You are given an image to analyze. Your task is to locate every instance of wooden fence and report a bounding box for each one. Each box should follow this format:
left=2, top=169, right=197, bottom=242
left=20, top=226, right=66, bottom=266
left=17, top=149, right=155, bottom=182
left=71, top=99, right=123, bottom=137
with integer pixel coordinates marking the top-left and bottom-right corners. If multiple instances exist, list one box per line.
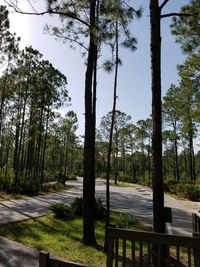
left=39, top=251, right=89, bottom=267
left=106, top=227, right=200, bottom=267
left=192, top=213, right=200, bottom=233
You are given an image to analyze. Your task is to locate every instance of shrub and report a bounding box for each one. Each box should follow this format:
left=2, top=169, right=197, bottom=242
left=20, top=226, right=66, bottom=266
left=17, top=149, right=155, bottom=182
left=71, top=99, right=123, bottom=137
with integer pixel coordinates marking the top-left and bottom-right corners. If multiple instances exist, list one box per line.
left=67, top=173, right=77, bottom=180
left=96, top=172, right=106, bottom=179
left=182, top=184, right=200, bottom=201
left=71, top=197, right=106, bottom=219
left=42, top=182, right=66, bottom=192
left=55, top=173, right=68, bottom=185
left=71, top=197, right=82, bottom=217
left=137, top=177, right=152, bottom=188
left=94, top=198, right=106, bottom=219
left=0, top=170, right=15, bottom=193
left=49, top=202, right=74, bottom=219
left=43, top=171, right=55, bottom=183
left=18, top=179, right=40, bottom=195
left=163, top=179, right=179, bottom=193
left=114, top=213, right=137, bottom=229
left=55, top=172, right=77, bottom=185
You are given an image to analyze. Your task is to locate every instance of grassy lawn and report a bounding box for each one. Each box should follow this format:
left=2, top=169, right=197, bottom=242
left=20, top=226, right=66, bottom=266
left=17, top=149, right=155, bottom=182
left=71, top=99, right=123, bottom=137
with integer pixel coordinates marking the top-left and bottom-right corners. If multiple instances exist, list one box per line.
left=0, top=183, right=72, bottom=202
left=110, top=183, right=135, bottom=188
left=0, top=192, right=24, bottom=201
left=0, top=212, right=146, bottom=267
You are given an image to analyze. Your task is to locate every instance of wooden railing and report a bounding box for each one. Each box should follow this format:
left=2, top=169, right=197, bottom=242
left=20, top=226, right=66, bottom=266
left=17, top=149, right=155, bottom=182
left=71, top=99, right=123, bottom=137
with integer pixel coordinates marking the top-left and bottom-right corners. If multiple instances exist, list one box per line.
left=192, top=213, right=200, bottom=233
left=106, top=227, right=200, bottom=267
left=39, top=251, right=89, bottom=267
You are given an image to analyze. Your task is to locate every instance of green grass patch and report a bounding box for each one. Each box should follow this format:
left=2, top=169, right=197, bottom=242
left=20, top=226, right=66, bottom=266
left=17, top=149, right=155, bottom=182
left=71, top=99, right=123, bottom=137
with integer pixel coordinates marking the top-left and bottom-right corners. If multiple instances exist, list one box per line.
left=110, top=183, right=135, bottom=188
left=0, top=192, right=25, bottom=201
left=40, top=182, right=73, bottom=194
left=0, top=212, right=146, bottom=267
left=0, top=183, right=72, bottom=202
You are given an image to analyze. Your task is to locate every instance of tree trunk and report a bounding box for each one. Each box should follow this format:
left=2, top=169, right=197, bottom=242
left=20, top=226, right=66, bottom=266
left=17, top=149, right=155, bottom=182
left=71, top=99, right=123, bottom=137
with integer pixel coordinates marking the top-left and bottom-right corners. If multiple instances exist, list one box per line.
left=189, top=123, right=195, bottom=182
left=13, top=98, right=21, bottom=192
left=34, top=107, right=44, bottom=189
left=83, top=0, right=97, bottom=246
left=174, top=133, right=180, bottom=181
left=41, top=107, right=50, bottom=185
left=104, top=20, right=119, bottom=251
left=150, top=0, right=165, bottom=234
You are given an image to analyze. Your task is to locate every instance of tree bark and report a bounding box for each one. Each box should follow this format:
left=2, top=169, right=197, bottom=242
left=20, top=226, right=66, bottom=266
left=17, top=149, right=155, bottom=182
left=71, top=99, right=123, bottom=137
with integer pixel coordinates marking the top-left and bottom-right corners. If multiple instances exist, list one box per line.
left=104, top=20, right=119, bottom=251
left=41, top=107, right=50, bottom=185
left=83, top=0, right=97, bottom=246
left=174, top=131, right=180, bottom=181
left=150, top=0, right=165, bottom=234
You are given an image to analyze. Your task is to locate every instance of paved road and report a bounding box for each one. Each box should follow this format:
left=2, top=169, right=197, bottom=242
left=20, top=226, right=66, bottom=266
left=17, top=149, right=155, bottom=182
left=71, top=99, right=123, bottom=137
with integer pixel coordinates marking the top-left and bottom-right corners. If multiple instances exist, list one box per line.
left=0, top=177, right=199, bottom=266
left=67, top=178, right=200, bottom=236
left=93, top=179, right=200, bottom=236
left=0, top=178, right=199, bottom=234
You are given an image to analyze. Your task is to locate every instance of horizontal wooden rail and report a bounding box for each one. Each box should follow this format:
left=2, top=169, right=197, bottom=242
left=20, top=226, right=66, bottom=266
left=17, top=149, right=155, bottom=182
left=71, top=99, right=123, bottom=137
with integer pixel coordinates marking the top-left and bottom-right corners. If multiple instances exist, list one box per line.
left=107, top=227, right=200, bottom=248
left=39, top=251, right=89, bottom=267
left=106, top=227, right=200, bottom=267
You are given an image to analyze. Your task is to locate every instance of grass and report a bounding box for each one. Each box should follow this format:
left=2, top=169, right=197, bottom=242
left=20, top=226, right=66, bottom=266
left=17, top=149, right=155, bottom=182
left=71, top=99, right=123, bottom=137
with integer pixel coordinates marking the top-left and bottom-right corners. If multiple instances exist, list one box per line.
left=39, top=182, right=73, bottom=194
left=110, top=183, right=135, bottom=188
left=0, top=183, right=72, bottom=202
left=0, top=212, right=146, bottom=267
left=0, top=192, right=25, bottom=201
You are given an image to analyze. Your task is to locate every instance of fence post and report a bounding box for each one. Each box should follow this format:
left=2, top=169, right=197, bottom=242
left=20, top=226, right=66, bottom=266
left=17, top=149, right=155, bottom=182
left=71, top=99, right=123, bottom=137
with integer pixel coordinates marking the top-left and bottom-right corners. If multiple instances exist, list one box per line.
left=39, top=251, right=49, bottom=267
left=193, top=233, right=200, bottom=267
left=197, top=214, right=200, bottom=233
left=106, top=228, right=115, bottom=267
left=192, top=213, right=197, bottom=232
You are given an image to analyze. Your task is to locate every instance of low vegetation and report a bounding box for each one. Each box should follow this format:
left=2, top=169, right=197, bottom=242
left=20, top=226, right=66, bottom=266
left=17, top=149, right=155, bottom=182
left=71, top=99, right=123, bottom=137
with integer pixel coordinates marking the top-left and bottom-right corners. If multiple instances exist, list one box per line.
left=0, top=208, right=145, bottom=267
left=165, top=182, right=200, bottom=201
left=0, top=182, right=71, bottom=202
left=136, top=177, right=200, bottom=201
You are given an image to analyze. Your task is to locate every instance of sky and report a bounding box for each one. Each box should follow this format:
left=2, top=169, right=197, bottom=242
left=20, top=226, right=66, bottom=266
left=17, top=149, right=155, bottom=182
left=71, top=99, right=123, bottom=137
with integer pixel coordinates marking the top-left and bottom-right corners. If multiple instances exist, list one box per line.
left=4, top=0, right=191, bottom=136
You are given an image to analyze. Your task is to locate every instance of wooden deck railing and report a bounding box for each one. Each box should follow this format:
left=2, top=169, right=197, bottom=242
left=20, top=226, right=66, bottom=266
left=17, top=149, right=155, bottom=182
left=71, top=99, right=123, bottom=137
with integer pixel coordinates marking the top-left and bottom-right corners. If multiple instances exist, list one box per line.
left=106, top=227, right=200, bottom=267
left=39, top=251, right=89, bottom=267
left=192, top=213, right=200, bottom=233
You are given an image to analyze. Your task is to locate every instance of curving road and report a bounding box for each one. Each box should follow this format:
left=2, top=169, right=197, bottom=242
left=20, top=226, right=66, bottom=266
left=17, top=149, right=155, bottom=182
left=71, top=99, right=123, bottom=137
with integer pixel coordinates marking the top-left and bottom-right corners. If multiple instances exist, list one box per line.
left=69, top=178, right=200, bottom=236
left=0, top=177, right=200, bottom=266
left=0, top=177, right=199, bottom=236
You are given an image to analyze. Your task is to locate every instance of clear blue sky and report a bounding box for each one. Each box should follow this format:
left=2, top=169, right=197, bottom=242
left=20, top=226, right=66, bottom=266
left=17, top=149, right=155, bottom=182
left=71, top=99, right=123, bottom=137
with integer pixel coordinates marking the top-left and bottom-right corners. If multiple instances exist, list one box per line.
left=6, top=0, right=190, bottom=135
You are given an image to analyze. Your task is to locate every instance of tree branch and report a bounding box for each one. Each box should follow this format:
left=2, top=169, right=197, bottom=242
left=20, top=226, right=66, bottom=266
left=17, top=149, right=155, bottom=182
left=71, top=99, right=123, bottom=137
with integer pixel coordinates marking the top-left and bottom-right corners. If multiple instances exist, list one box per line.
left=161, top=11, right=200, bottom=19
left=47, top=31, right=88, bottom=51
left=159, top=0, right=170, bottom=11
left=4, top=0, right=90, bottom=27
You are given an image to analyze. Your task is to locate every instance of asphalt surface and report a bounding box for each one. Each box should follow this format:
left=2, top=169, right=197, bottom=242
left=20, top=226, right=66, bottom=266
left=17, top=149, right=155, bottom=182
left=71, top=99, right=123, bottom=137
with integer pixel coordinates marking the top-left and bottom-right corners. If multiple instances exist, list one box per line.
left=94, top=179, right=200, bottom=236
left=0, top=177, right=199, bottom=266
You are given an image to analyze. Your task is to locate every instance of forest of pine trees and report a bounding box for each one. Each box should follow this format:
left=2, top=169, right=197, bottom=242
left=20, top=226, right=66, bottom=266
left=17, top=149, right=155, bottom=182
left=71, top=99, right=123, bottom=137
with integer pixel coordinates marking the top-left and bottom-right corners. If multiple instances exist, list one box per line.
left=0, top=1, right=199, bottom=250
left=1, top=2, right=200, bottom=199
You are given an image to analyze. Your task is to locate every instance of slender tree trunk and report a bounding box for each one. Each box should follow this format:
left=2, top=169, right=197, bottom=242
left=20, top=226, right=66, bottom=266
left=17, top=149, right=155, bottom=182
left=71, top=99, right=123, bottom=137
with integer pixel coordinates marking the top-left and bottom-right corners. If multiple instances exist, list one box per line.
left=13, top=98, right=21, bottom=192
left=4, top=124, right=12, bottom=184
left=41, top=107, right=50, bottom=185
left=25, top=107, right=36, bottom=183
left=0, top=66, right=9, bottom=141
left=83, top=0, right=97, bottom=246
left=64, top=138, right=69, bottom=176
left=174, top=134, right=180, bottom=181
left=150, top=0, right=165, bottom=233
left=114, top=131, right=119, bottom=184
left=104, top=20, right=119, bottom=251
left=114, top=148, right=119, bottom=184
left=17, top=87, right=28, bottom=185
left=35, top=107, right=44, bottom=188
left=148, top=137, right=151, bottom=180
left=183, top=147, right=188, bottom=178
left=188, top=124, right=195, bottom=182
left=192, top=147, right=196, bottom=182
